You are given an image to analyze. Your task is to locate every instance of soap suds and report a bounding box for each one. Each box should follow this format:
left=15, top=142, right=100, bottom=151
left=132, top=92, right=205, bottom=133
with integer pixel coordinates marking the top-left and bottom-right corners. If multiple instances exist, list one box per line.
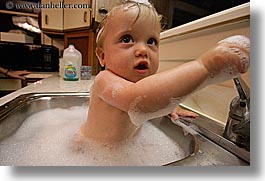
left=128, top=96, right=179, bottom=126
left=0, top=106, right=186, bottom=166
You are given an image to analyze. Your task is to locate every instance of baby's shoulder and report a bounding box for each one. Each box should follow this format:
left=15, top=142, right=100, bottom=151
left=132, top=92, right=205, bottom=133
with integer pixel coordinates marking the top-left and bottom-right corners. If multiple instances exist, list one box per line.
left=95, top=70, right=128, bottom=84
left=93, top=70, right=121, bottom=91
left=94, top=70, right=131, bottom=95
left=94, top=70, right=114, bottom=85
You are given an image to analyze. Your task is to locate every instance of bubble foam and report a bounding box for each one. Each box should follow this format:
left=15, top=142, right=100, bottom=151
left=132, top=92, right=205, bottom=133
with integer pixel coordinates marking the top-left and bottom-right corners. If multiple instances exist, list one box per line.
left=218, top=35, right=250, bottom=52
left=128, top=96, right=179, bottom=126
left=0, top=106, right=185, bottom=166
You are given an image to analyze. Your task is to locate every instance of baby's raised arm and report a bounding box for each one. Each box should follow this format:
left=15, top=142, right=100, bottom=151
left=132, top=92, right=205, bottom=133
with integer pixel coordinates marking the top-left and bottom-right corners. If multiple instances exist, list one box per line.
left=199, top=35, right=250, bottom=86
left=95, top=35, right=250, bottom=126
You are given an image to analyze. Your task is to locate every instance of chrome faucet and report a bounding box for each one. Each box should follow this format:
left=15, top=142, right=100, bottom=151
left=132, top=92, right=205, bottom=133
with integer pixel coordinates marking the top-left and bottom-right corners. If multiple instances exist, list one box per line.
left=223, top=77, right=250, bottom=151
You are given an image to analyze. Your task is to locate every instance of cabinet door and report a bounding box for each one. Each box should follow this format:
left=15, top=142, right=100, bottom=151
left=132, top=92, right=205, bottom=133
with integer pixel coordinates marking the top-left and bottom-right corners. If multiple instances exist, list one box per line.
left=64, top=30, right=100, bottom=75
left=93, top=0, right=120, bottom=22
left=64, top=0, right=92, bottom=30
left=41, top=0, right=63, bottom=31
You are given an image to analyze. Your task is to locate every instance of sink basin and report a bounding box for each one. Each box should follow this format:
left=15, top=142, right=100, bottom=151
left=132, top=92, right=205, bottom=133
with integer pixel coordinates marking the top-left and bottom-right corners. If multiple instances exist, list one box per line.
left=0, top=92, right=198, bottom=166
left=0, top=92, right=249, bottom=166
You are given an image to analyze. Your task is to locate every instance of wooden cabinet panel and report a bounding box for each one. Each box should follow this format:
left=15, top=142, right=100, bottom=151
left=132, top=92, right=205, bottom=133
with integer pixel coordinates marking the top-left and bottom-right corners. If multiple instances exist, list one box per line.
left=41, top=0, right=64, bottom=31
left=64, top=30, right=100, bottom=75
left=41, top=0, right=92, bottom=32
left=64, top=0, right=92, bottom=30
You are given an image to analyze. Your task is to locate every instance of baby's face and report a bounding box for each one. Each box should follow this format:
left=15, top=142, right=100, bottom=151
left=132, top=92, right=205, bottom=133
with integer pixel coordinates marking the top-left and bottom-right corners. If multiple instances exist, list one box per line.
left=100, top=6, right=160, bottom=82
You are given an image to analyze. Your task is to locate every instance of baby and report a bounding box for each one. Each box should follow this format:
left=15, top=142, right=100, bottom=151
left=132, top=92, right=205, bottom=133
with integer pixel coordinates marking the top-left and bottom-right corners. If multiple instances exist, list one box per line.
left=80, top=0, right=250, bottom=143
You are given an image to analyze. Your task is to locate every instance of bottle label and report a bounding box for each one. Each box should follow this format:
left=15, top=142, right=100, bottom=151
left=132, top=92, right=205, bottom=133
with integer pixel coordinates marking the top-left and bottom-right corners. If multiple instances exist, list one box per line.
left=64, top=64, right=78, bottom=80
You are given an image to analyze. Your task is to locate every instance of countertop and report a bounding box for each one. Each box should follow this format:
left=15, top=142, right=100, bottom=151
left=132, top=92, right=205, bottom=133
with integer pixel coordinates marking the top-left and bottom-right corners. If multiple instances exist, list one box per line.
left=0, top=72, right=57, bottom=79
left=0, top=74, right=95, bottom=106
left=0, top=73, right=238, bottom=125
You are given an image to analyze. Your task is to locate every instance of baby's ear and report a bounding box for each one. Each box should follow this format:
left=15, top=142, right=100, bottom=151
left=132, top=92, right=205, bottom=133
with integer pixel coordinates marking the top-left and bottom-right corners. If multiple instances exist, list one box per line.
left=95, top=47, right=105, bottom=67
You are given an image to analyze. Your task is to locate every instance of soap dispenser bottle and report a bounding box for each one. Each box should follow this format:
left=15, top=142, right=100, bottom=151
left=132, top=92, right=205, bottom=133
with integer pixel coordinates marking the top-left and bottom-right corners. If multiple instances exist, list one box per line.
left=63, top=44, right=82, bottom=81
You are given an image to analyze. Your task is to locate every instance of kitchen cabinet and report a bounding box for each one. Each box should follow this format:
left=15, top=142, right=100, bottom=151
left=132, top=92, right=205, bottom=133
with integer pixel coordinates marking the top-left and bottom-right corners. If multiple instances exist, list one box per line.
left=41, top=0, right=92, bottom=32
left=0, top=77, right=41, bottom=97
left=41, top=0, right=64, bottom=32
left=64, top=0, right=92, bottom=30
left=0, top=72, right=55, bottom=97
left=64, top=29, right=100, bottom=75
left=93, top=0, right=120, bottom=22
left=0, top=78, right=21, bottom=97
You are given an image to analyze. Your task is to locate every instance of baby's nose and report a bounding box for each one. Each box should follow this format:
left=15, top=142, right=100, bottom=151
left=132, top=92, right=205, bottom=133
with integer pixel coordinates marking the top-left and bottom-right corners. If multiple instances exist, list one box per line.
left=135, top=43, right=148, bottom=58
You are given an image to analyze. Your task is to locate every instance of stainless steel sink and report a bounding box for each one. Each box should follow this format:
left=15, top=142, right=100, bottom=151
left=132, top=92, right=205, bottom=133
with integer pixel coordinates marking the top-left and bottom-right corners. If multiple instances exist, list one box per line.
left=0, top=92, right=249, bottom=166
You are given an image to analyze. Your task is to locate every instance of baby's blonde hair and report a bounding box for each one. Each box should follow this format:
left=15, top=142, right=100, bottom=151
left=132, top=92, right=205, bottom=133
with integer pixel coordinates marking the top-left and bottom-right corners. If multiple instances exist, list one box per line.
left=96, top=0, right=161, bottom=48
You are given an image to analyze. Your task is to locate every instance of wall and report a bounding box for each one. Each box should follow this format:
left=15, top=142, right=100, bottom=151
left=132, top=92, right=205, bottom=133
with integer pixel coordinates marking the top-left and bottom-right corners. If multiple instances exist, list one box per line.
left=157, top=3, right=250, bottom=124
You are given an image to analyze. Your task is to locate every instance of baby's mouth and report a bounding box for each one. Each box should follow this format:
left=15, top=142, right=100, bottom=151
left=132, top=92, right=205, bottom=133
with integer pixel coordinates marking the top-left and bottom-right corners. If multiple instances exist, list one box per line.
left=134, top=61, right=149, bottom=74
left=134, top=62, right=148, bottom=70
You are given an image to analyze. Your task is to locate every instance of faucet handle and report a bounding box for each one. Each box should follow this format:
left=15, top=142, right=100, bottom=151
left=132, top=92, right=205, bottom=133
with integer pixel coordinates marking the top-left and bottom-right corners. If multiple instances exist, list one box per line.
left=223, top=76, right=250, bottom=151
left=233, top=78, right=247, bottom=107
left=233, top=77, right=250, bottom=108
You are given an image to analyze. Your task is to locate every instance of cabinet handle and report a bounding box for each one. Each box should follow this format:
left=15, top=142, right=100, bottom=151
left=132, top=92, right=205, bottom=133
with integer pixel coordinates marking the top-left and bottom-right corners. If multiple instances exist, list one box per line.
left=45, top=14, right=48, bottom=25
left=98, top=8, right=108, bottom=14
left=84, top=11, right=87, bottom=23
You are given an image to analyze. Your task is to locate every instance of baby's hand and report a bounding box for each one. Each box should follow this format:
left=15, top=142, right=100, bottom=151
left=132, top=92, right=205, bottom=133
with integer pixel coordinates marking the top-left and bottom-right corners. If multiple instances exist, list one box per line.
left=200, top=35, right=250, bottom=78
left=170, top=106, right=199, bottom=122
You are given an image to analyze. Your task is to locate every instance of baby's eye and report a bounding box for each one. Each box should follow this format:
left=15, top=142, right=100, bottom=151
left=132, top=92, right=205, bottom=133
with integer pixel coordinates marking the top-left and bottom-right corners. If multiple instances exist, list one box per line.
left=121, top=35, right=133, bottom=43
left=147, top=38, right=157, bottom=46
